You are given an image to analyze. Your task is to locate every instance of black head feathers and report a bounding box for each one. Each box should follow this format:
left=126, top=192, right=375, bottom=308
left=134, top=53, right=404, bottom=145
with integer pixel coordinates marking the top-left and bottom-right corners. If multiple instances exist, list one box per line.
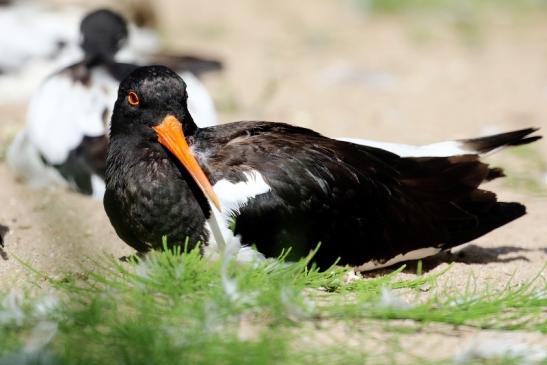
left=80, top=9, right=128, bottom=61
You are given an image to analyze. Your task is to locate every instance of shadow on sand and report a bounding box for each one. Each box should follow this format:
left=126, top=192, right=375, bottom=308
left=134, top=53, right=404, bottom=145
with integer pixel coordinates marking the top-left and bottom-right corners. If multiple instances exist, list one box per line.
left=403, top=244, right=538, bottom=274
left=364, top=244, right=543, bottom=276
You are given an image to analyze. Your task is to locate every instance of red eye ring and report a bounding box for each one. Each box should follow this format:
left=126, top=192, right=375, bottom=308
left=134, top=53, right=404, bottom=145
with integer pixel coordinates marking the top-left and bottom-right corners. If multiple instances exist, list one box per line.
left=128, top=91, right=140, bottom=106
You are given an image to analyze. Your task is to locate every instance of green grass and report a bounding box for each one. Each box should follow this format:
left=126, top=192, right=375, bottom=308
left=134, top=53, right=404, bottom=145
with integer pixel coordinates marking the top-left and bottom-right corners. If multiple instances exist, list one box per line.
left=0, top=247, right=545, bottom=364
left=352, top=0, right=547, bottom=15
left=348, top=0, right=547, bottom=44
left=497, top=145, right=547, bottom=196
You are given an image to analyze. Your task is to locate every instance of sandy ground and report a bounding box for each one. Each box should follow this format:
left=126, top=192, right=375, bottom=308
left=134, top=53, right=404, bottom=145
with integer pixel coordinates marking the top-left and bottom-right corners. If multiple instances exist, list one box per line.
left=0, top=0, right=546, bottom=360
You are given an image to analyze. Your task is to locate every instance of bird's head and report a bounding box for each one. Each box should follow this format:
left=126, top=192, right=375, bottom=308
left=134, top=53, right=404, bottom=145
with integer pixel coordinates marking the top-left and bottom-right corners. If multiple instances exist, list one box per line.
left=80, top=9, right=128, bottom=63
left=111, top=65, right=220, bottom=209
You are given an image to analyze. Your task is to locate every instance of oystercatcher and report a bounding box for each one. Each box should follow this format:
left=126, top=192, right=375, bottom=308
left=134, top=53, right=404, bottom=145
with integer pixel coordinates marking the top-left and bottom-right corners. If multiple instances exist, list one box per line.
left=7, top=9, right=221, bottom=198
left=104, top=66, right=541, bottom=270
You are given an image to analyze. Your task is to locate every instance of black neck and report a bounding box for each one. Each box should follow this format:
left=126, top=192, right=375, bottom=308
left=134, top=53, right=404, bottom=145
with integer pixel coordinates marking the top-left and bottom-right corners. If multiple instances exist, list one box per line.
left=83, top=51, right=116, bottom=68
left=182, top=112, right=199, bottom=137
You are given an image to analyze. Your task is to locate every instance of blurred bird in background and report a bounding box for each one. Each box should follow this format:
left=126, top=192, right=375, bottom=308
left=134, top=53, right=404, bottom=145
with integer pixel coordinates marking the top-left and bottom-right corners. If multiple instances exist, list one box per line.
left=5, top=6, right=222, bottom=198
left=0, top=1, right=157, bottom=103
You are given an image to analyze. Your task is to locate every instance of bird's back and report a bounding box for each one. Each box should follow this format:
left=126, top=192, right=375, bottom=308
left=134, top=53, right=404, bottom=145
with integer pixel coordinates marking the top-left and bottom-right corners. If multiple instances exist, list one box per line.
left=195, top=121, right=526, bottom=268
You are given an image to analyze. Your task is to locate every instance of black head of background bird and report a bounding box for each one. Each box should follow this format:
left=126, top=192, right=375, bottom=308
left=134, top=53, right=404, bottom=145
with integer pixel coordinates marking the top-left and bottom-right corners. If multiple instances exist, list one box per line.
left=80, top=9, right=128, bottom=65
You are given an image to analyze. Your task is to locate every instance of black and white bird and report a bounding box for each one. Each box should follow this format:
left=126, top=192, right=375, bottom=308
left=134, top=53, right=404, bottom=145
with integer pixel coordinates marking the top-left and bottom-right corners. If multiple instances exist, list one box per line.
left=7, top=9, right=221, bottom=198
left=0, top=3, right=211, bottom=103
left=104, top=66, right=541, bottom=270
left=0, top=3, right=142, bottom=103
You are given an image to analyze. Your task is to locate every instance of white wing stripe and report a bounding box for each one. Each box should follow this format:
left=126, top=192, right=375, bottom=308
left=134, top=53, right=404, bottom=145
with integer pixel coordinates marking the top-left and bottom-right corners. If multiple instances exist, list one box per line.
left=337, top=138, right=470, bottom=157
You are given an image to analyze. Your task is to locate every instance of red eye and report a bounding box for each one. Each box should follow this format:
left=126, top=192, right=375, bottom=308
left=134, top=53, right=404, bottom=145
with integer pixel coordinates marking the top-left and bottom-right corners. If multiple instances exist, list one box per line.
left=128, top=91, right=140, bottom=106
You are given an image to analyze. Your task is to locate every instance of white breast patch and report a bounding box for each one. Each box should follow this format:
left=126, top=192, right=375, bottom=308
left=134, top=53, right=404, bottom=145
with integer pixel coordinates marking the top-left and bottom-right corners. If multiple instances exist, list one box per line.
left=202, top=170, right=271, bottom=264
left=213, top=170, right=271, bottom=216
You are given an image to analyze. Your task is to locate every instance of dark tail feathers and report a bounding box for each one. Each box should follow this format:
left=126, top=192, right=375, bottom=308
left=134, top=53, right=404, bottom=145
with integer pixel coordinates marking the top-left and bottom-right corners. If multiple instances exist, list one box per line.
left=443, top=200, right=526, bottom=247
left=461, top=127, right=541, bottom=154
left=400, top=155, right=527, bottom=249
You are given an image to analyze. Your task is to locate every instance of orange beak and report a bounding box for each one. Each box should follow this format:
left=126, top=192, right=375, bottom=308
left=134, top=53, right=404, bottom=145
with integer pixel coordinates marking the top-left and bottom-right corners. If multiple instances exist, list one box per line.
left=153, top=115, right=222, bottom=210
